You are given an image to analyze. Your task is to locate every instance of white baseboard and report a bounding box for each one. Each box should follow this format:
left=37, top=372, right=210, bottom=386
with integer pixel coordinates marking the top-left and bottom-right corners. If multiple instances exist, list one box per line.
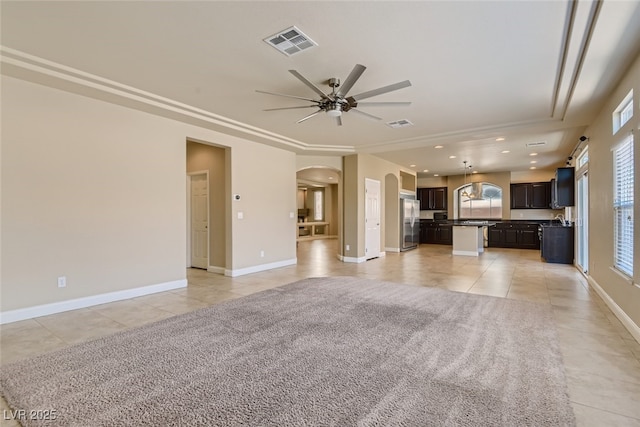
left=0, top=279, right=188, bottom=325
left=452, top=250, right=480, bottom=256
left=207, top=265, right=225, bottom=275
left=385, top=247, right=400, bottom=253
left=587, top=275, right=640, bottom=344
left=338, top=254, right=366, bottom=263
left=224, top=258, right=297, bottom=277
left=338, top=251, right=386, bottom=263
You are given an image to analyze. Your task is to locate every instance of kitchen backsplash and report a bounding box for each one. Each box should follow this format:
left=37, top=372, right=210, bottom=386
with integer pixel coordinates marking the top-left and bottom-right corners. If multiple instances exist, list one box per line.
left=510, top=209, right=564, bottom=220
left=420, top=209, right=565, bottom=220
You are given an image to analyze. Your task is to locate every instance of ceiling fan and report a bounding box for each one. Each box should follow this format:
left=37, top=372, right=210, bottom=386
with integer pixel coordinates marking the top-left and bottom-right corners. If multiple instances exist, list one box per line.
left=256, top=64, right=411, bottom=126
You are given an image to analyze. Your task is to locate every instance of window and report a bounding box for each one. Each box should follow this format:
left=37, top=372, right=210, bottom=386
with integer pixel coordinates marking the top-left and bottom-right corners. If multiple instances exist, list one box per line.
left=458, top=183, right=502, bottom=219
left=613, top=89, right=633, bottom=133
left=313, top=190, right=324, bottom=221
left=613, top=135, right=634, bottom=277
left=577, top=146, right=589, bottom=168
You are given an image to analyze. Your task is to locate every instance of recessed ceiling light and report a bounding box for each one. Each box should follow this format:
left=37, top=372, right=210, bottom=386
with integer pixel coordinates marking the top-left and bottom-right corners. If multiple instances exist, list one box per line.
left=410, top=164, right=416, bottom=167
left=449, top=155, right=456, bottom=159
left=434, top=174, right=439, bottom=176
left=423, top=169, right=429, bottom=173
left=529, top=152, right=538, bottom=156
left=530, top=160, right=537, bottom=164
left=434, top=145, right=443, bottom=149
left=496, top=137, right=505, bottom=141
left=472, top=171, right=478, bottom=174
left=501, top=150, right=510, bottom=154
left=328, top=176, right=334, bottom=179
left=530, top=166, right=537, bottom=170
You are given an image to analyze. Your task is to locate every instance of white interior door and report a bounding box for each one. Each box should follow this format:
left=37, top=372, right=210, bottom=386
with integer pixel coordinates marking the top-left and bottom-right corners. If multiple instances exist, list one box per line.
left=365, top=178, right=381, bottom=260
left=190, top=173, right=209, bottom=269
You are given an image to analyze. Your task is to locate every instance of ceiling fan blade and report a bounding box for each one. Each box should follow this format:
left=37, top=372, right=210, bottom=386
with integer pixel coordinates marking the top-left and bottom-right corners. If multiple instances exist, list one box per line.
left=350, top=109, right=382, bottom=121
left=255, top=89, right=319, bottom=103
left=264, top=105, right=318, bottom=111
left=356, top=102, right=412, bottom=107
left=350, top=80, right=412, bottom=101
left=297, top=109, right=323, bottom=124
left=336, top=64, right=366, bottom=98
left=289, top=70, right=331, bottom=100
left=336, top=115, right=343, bottom=126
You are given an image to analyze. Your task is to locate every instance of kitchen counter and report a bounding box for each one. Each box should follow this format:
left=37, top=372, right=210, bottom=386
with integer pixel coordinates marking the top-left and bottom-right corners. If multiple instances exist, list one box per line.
left=451, top=222, right=496, bottom=256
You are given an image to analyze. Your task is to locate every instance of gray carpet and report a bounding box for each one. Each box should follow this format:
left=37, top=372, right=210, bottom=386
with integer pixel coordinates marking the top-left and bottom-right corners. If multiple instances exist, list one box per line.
left=1, top=277, right=575, bottom=426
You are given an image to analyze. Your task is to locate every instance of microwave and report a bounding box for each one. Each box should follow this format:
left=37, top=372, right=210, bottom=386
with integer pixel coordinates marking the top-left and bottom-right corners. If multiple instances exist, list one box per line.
left=434, top=212, right=448, bottom=220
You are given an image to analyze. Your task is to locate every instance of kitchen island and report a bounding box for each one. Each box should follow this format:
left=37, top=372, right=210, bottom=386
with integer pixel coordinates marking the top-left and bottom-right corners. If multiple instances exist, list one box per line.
left=451, top=221, right=496, bottom=256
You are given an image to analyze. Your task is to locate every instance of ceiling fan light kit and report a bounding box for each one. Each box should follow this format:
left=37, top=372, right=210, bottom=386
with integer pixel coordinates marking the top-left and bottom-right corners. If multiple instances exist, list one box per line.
left=257, top=64, right=411, bottom=126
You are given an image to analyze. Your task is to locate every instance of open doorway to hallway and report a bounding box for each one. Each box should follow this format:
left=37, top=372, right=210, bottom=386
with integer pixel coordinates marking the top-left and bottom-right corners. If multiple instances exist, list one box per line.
left=296, top=167, right=341, bottom=243
left=186, top=140, right=229, bottom=273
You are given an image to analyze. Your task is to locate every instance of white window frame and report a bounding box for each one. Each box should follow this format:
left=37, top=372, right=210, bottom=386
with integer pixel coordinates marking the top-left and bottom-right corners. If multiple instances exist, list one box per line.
left=613, top=89, right=633, bottom=134
left=612, top=135, right=634, bottom=278
left=577, top=145, right=589, bottom=169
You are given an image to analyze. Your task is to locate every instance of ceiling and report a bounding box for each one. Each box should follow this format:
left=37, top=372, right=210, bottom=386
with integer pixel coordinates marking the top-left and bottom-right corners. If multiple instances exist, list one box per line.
left=2, top=1, right=640, bottom=178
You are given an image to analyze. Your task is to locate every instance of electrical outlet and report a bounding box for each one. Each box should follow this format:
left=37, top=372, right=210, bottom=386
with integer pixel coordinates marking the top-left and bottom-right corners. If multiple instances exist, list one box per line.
left=260, top=250, right=265, bottom=258
left=57, top=276, right=66, bottom=288
left=346, top=244, right=350, bottom=251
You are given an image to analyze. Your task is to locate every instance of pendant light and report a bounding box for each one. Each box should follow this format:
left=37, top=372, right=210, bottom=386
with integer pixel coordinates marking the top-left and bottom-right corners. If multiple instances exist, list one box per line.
left=461, top=161, right=471, bottom=198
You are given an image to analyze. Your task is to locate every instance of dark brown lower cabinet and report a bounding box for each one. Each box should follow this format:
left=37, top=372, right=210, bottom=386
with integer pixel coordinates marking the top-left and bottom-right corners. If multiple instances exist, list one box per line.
left=420, top=221, right=452, bottom=245
left=488, top=223, right=540, bottom=249
left=541, top=226, right=574, bottom=264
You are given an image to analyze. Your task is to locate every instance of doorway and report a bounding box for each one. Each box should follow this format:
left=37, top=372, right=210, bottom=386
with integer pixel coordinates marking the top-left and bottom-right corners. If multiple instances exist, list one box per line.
left=188, top=172, right=209, bottom=269
left=576, top=147, right=589, bottom=274
left=576, top=171, right=589, bottom=274
left=365, top=178, right=381, bottom=260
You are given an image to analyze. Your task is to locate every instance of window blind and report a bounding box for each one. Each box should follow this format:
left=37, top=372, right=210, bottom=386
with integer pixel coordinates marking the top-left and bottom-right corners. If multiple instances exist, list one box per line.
left=613, top=135, right=634, bottom=277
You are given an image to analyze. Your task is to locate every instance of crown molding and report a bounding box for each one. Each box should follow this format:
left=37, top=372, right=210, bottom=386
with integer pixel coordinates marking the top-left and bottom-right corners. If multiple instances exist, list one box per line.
left=0, top=47, right=356, bottom=155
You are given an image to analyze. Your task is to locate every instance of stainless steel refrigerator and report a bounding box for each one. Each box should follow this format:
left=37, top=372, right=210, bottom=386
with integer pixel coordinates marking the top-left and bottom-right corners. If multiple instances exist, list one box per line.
left=401, top=197, right=420, bottom=251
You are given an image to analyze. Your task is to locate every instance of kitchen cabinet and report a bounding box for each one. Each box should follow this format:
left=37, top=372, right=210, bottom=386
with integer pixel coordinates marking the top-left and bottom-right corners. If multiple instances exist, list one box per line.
left=420, top=221, right=452, bottom=245
left=488, top=222, right=540, bottom=249
left=418, top=187, right=448, bottom=210
left=541, top=225, right=574, bottom=263
left=551, top=167, right=575, bottom=208
left=510, top=182, right=551, bottom=209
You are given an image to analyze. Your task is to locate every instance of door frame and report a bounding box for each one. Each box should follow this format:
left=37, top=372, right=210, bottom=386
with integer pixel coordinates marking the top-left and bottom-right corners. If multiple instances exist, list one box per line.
left=576, top=169, right=589, bottom=274
left=365, top=177, right=381, bottom=260
left=186, top=170, right=209, bottom=268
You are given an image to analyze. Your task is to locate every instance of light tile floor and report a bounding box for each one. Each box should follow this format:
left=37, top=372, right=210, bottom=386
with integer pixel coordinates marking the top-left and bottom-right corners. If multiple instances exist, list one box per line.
left=1, top=240, right=639, bottom=426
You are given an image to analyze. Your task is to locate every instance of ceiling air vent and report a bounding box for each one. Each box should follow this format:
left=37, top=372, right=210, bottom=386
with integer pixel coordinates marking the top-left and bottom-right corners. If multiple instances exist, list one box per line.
left=264, top=26, right=317, bottom=56
left=525, top=141, right=547, bottom=147
left=386, top=119, right=413, bottom=129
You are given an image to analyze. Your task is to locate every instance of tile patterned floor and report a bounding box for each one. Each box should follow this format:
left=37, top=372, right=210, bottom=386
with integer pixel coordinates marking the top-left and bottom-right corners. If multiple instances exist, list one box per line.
left=1, top=240, right=639, bottom=426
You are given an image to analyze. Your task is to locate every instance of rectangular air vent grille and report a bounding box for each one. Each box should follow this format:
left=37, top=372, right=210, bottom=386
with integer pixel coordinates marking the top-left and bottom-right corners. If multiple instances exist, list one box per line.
left=525, top=141, right=547, bottom=147
left=264, top=26, right=317, bottom=56
left=386, top=119, right=414, bottom=129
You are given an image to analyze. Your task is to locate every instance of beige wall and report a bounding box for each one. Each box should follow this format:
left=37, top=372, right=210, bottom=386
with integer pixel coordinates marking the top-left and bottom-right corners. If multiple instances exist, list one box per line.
left=186, top=141, right=227, bottom=270
left=342, top=154, right=414, bottom=259
left=586, top=52, right=640, bottom=330
left=1, top=75, right=297, bottom=312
